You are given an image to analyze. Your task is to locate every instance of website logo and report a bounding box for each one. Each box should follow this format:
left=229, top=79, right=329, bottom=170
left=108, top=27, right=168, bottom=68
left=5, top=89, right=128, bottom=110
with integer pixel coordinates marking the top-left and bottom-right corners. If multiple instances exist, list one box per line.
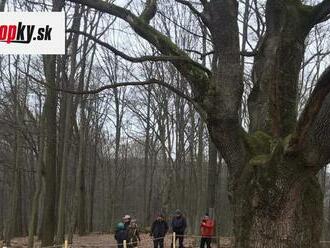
left=0, top=12, right=65, bottom=54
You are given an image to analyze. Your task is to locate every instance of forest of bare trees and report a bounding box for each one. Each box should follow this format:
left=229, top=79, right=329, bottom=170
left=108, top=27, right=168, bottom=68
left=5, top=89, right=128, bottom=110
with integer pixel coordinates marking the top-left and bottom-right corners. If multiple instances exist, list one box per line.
left=0, top=0, right=330, bottom=247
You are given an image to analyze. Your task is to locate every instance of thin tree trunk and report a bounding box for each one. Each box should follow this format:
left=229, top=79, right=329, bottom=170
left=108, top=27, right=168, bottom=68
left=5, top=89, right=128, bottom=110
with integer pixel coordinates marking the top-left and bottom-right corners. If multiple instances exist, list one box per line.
left=68, top=114, right=87, bottom=242
left=41, top=54, right=58, bottom=247
left=0, top=168, right=4, bottom=240
left=0, top=0, right=6, bottom=11
left=55, top=73, right=74, bottom=244
left=109, top=59, right=123, bottom=229
left=40, top=1, right=64, bottom=245
left=187, top=103, right=196, bottom=233
left=28, top=116, right=45, bottom=248
left=88, top=123, right=98, bottom=233
left=55, top=6, right=81, bottom=243
left=4, top=94, right=23, bottom=245
left=207, top=140, right=217, bottom=211
left=88, top=163, right=96, bottom=232
left=67, top=10, right=92, bottom=241
left=194, top=121, right=204, bottom=234
left=147, top=147, right=157, bottom=224
left=207, top=139, right=217, bottom=242
left=143, top=85, right=151, bottom=226
left=327, top=199, right=330, bottom=241
left=215, top=158, right=222, bottom=248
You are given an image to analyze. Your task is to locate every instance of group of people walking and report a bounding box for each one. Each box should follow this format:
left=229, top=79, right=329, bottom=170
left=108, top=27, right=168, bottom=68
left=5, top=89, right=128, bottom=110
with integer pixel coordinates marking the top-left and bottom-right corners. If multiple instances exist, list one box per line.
left=115, top=210, right=215, bottom=248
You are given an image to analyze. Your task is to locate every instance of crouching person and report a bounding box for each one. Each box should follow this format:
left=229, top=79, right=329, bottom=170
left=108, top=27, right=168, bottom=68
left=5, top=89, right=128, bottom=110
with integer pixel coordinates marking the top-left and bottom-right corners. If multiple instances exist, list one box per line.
left=151, top=214, right=169, bottom=248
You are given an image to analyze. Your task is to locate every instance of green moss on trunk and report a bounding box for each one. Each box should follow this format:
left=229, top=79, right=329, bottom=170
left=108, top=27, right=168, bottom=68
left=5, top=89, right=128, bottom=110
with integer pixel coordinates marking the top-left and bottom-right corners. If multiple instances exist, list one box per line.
left=232, top=132, right=323, bottom=247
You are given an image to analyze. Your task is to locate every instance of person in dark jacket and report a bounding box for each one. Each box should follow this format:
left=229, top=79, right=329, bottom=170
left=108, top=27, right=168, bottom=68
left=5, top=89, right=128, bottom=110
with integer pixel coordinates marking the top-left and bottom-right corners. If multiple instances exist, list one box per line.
left=151, top=214, right=169, bottom=248
left=115, top=222, right=128, bottom=248
left=171, top=209, right=187, bottom=248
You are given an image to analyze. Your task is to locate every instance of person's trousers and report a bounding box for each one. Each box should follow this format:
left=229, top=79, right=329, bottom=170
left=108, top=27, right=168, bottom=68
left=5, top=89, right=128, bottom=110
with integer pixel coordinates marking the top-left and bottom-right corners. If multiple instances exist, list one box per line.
left=200, top=237, right=211, bottom=248
left=171, top=234, right=184, bottom=248
left=127, top=241, right=138, bottom=248
left=153, top=238, right=164, bottom=248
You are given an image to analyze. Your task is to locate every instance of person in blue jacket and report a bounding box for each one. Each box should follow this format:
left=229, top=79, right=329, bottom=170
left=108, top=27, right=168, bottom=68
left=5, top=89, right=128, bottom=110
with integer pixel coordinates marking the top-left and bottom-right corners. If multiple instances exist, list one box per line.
left=171, top=209, right=187, bottom=248
left=115, top=222, right=128, bottom=248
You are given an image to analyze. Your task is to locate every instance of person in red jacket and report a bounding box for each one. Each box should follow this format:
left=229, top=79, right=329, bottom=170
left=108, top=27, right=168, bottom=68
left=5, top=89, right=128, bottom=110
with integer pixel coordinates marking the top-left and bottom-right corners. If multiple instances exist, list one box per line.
left=200, top=213, right=214, bottom=248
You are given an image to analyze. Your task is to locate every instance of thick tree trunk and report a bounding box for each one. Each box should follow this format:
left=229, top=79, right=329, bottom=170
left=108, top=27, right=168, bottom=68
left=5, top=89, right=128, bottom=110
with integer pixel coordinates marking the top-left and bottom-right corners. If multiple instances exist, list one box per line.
left=205, top=1, right=324, bottom=247
left=222, top=131, right=323, bottom=248
left=233, top=174, right=322, bottom=248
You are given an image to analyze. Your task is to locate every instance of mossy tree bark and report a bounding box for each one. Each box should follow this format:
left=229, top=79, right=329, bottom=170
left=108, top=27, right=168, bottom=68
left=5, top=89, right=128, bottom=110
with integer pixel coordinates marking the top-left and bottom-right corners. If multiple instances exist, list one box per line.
left=231, top=131, right=323, bottom=247
left=68, top=0, right=330, bottom=247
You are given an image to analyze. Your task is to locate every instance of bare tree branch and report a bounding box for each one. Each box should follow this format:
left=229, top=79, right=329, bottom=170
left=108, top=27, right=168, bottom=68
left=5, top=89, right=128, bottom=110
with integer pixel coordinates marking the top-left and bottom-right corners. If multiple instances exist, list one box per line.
left=67, top=0, right=211, bottom=99
left=157, top=10, right=212, bottom=41
left=185, top=49, right=214, bottom=59
left=23, top=70, right=194, bottom=103
left=175, top=0, right=209, bottom=26
left=66, top=29, right=211, bottom=75
left=186, top=49, right=257, bottom=59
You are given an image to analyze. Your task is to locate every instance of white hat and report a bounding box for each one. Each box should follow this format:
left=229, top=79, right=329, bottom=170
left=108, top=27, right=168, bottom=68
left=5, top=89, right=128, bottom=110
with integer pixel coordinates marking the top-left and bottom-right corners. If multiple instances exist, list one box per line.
left=123, top=215, right=131, bottom=219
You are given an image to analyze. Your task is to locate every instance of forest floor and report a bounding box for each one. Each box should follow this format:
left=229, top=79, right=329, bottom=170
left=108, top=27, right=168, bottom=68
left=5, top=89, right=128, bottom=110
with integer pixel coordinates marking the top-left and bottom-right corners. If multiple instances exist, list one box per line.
left=5, top=233, right=233, bottom=248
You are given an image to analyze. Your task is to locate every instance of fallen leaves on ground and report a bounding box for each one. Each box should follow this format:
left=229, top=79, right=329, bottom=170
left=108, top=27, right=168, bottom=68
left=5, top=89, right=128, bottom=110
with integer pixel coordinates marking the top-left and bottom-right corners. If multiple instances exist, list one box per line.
left=3, top=233, right=233, bottom=248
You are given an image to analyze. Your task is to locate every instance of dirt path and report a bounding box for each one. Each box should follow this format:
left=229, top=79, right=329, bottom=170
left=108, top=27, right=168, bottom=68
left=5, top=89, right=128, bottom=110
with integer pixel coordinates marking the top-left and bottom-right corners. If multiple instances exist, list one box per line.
left=4, top=234, right=233, bottom=248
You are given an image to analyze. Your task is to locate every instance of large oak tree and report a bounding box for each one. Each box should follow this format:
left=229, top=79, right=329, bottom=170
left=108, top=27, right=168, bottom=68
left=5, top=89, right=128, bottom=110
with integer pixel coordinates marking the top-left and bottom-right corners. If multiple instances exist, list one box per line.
left=67, top=0, right=330, bottom=247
